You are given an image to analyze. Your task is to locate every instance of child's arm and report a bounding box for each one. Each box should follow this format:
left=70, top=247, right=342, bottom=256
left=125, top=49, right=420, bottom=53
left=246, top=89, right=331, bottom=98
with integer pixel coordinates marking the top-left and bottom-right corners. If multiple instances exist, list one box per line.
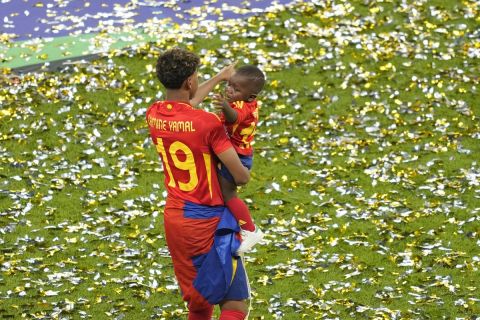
left=212, top=94, right=238, bottom=123
left=190, top=63, right=236, bottom=107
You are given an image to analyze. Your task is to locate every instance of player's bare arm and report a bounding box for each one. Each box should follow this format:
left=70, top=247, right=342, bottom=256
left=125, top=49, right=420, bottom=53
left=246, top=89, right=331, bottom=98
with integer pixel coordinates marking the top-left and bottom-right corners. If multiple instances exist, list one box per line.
left=190, top=62, right=237, bottom=107
left=216, top=147, right=250, bottom=185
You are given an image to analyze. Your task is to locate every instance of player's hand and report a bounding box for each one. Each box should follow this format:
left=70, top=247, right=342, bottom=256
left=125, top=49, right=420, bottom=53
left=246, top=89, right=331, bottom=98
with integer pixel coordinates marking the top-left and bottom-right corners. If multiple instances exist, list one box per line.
left=217, top=62, right=237, bottom=81
left=212, top=93, right=229, bottom=113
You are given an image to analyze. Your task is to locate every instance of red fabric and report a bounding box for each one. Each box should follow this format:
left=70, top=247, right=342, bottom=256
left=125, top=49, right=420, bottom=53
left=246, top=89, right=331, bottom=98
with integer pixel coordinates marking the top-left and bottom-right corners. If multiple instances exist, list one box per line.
left=163, top=197, right=219, bottom=312
left=188, top=305, right=214, bottom=320
left=219, top=309, right=246, bottom=320
left=147, top=101, right=233, bottom=206
left=223, top=100, right=258, bottom=156
left=226, top=197, right=255, bottom=231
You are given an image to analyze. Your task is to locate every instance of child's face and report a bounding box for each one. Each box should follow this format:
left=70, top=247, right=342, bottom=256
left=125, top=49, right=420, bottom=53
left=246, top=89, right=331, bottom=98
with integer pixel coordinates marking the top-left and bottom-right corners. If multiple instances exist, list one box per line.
left=225, top=73, right=255, bottom=103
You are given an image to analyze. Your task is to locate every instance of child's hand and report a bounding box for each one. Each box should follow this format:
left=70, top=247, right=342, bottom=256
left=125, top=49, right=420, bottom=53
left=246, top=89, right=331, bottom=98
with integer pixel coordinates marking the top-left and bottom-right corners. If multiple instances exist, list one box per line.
left=218, top=62, right=237, bottom=81
left=212, top=93, right=229, bottom=114
left=212, top=93, right=238, bottom=123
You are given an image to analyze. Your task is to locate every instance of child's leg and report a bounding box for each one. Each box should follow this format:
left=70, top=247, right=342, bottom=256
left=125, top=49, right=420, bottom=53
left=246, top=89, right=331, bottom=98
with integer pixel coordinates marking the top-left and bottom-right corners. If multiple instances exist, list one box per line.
left=188, top=305, right=214, bottom=320
left=219, top=309, right=247, bottom=320
left=220, top=175, right=256, bottom=232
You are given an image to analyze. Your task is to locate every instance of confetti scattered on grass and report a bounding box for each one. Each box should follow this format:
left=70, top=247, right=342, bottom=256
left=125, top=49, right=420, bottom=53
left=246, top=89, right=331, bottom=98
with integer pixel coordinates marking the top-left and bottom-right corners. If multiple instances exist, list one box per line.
left=1, top=1, right=479, bottom=319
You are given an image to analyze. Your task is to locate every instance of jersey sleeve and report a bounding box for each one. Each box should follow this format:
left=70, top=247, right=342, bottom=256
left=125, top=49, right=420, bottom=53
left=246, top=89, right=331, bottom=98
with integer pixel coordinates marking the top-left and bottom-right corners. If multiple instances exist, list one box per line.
left=146, top=103, right=157, bottom=143
left=230, top=101, right=256, bottom=125
left=207, top=113, right=233, bottom=154
left=233, top=106, right=249, bottom=125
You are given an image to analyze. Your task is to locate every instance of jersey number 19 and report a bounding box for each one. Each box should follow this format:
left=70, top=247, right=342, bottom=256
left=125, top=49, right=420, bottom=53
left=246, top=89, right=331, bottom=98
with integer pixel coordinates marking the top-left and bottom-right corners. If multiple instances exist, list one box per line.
left=156, top=137, right=213, bottom=198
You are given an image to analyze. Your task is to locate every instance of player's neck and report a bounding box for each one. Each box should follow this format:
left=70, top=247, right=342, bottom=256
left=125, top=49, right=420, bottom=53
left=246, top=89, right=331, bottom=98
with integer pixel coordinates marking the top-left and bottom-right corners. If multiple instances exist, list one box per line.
left=165, top=89, right=191, bottom=105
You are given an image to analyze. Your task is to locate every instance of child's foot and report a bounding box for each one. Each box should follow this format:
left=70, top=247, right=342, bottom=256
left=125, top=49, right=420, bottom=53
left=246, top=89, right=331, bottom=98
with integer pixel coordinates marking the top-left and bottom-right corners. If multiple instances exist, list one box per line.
left=237, top=227, right=264, bottom=254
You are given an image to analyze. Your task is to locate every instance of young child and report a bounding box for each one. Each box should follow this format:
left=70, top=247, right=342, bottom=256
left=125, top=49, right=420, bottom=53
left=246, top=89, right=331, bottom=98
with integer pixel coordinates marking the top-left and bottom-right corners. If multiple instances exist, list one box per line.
left=212, top=65, right=266, bottom=254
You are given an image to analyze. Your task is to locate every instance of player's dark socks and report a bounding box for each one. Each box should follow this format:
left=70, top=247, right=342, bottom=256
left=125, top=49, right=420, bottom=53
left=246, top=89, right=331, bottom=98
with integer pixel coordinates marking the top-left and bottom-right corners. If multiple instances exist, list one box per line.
left=219, top=309, right=246, bottom=320
left=226, top=197, right=255, bottom=231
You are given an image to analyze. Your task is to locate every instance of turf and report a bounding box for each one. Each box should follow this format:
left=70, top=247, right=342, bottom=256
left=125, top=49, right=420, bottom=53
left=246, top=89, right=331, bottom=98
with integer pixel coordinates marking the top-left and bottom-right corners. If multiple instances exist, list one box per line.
left=1, top=1, right=479, bottom=319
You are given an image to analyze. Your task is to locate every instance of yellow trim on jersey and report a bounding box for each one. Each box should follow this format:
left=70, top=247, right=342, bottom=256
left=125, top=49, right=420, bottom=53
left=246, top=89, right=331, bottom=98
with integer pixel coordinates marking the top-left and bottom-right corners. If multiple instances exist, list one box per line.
left=202, top=153, right=213, bottom=199
left=233, top=101, right=244, bottom=109
left=209, top=112, right=222, bottom=122
left=231, top=123, right=239, bottom=135
left=231, top=257, right=238, bottom=285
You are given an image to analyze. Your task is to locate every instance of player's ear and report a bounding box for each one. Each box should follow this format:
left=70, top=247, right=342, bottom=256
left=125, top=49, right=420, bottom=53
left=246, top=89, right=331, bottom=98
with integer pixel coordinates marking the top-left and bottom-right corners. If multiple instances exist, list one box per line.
left=184, top=76, right=192, bottom=90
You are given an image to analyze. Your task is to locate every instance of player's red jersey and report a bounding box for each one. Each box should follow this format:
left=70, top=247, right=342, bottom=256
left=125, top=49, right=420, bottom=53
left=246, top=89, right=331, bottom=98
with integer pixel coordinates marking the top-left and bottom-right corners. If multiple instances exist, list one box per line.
left=223, top=100, right=259, bottom=156
left=146, top=101, right=232, bottom=206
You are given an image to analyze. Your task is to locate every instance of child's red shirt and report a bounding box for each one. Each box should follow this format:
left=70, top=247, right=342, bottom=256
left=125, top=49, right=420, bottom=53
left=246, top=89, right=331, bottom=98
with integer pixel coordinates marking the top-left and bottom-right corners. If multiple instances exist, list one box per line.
left=223, top=100, right=259, bottom=156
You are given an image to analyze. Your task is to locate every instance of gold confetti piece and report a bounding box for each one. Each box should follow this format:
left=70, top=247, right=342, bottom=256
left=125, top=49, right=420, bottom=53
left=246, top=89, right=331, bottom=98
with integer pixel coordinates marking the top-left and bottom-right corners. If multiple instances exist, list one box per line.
left=0, top=108, right=13, bottom=117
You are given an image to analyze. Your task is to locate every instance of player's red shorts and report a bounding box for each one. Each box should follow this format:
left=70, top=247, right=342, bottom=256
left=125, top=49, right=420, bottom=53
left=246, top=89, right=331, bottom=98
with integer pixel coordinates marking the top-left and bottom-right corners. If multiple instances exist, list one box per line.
left=163, top=197, right=249, bottom=311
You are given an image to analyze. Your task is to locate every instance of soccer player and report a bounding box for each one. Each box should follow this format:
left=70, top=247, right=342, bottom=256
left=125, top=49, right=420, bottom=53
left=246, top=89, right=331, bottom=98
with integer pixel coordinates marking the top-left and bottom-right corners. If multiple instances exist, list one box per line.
left=212, top=65, right=266, bottom=253
left=146, top=47, right=250, bottom=320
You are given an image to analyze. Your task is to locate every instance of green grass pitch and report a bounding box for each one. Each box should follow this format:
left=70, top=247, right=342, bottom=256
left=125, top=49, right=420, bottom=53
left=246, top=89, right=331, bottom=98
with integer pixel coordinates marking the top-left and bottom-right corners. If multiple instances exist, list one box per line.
left=1, top=1, right=479, bottom=319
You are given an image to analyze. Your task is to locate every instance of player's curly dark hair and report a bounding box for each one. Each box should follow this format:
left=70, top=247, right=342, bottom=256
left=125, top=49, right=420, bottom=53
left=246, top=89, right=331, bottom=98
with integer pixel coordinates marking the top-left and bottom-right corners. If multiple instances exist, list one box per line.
left=156, top=48, right=200, bottom=89
left=236, top=65, right=266, bottom=94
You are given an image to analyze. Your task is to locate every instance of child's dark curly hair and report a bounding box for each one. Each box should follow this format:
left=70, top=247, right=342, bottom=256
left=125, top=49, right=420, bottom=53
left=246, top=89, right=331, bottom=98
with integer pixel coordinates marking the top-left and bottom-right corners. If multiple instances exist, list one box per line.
left=156, top=48, right=200, bottom=89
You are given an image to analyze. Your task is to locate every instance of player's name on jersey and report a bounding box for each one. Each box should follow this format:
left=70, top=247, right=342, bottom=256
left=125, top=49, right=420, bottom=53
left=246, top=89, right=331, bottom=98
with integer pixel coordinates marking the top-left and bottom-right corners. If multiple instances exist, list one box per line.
left=147, top=116, right=196, bottom=132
